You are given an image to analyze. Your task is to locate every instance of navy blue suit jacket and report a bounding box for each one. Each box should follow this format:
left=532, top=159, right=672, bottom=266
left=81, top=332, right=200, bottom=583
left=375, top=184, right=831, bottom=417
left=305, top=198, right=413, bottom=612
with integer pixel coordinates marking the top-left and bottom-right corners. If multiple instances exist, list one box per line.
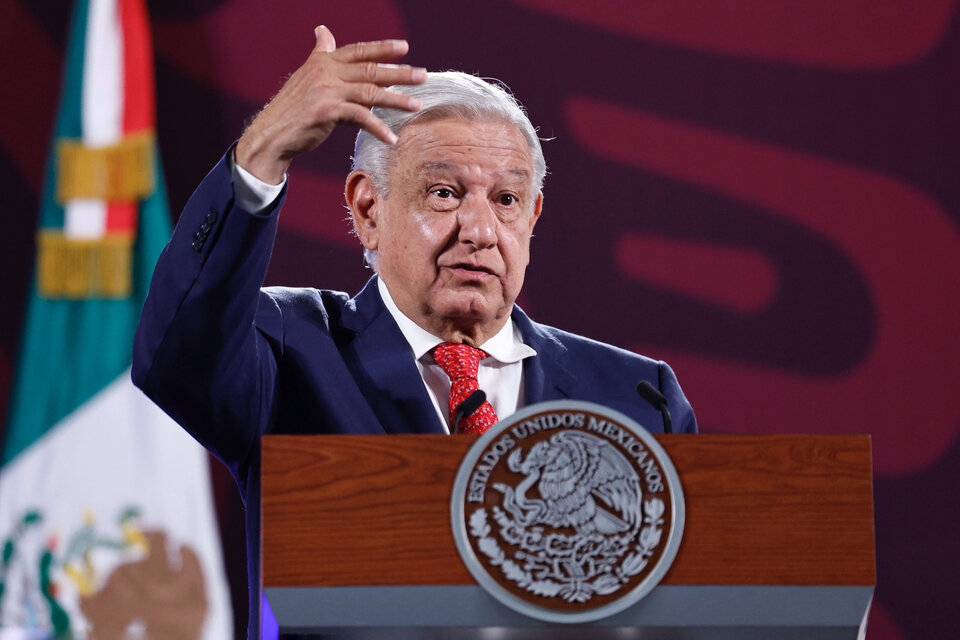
left=132, top=150, right=697, bottom=638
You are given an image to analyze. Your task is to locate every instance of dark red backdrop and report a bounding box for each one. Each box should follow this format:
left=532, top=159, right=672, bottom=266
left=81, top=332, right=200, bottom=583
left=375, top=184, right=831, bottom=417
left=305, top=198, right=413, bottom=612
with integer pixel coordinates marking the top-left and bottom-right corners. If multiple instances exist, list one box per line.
left=2, top=1, right=958, bottom=637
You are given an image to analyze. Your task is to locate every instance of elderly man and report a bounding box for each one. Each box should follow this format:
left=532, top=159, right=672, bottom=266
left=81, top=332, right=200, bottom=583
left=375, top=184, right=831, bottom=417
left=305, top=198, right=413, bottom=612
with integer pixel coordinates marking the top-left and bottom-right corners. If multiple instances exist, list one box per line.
left=133, top=26, right=696, bottom=639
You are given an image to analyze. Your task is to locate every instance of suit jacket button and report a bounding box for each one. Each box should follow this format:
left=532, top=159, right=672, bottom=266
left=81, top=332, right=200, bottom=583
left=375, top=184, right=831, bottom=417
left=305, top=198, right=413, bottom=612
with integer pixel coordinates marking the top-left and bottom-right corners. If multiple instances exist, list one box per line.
left=206, top=211, right=218, bottom=224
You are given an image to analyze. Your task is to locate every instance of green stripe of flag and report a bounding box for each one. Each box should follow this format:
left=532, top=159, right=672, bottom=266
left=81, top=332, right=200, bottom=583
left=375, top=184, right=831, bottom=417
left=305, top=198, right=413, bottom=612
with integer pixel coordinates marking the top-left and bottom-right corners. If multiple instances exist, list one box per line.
left=2, top=0, right=170, bottom=466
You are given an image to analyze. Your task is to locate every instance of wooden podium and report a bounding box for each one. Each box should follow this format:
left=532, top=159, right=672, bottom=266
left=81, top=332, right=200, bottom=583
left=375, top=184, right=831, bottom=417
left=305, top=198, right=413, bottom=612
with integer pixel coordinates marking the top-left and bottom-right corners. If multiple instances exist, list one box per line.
left=261, top=434, right=875, bottom=639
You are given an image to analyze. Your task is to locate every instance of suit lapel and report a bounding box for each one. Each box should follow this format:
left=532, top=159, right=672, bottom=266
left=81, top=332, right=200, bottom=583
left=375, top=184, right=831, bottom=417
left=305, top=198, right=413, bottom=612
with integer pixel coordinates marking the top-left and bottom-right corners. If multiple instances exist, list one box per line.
left=339, top=285, right=568, bottom=430
left=340, top=278, right=445, bottom=435
left=513, top=306, right=577, bottom=405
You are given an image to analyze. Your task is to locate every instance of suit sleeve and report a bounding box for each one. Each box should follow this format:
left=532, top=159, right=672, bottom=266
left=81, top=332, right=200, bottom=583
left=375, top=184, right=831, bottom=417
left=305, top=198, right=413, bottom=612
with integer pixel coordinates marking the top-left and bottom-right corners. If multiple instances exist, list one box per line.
left=658, top=361, right=698, bottom=434
left=132, top=148, right=285, bottom=481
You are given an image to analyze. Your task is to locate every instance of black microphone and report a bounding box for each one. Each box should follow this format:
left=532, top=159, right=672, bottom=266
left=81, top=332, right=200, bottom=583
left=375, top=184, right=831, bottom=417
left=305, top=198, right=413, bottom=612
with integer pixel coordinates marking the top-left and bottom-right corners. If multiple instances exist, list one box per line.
left=636, top=381, right=673, bottom=434
left=453, top=389, right=487, bottom=434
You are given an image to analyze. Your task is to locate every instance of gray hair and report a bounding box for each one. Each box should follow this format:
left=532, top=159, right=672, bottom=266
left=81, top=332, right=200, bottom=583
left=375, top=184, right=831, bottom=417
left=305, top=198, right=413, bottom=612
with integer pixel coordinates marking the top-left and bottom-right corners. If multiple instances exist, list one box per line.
left=351, top=72, right=546, bottom=270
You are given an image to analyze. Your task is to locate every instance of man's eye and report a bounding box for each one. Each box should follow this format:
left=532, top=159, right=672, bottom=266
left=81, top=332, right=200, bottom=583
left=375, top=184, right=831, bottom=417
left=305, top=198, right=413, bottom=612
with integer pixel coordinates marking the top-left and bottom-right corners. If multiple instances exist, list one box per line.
left=432, top=188, right=454, bottom=198
left=497, top=194, right=517, bottom=206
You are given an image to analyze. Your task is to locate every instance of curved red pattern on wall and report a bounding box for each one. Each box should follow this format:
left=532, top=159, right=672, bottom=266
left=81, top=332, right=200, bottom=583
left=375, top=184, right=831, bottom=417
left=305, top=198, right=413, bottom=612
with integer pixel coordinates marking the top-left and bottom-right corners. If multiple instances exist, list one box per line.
left=510, top=0, right=957, bottom=68
left=566, top=96, right=960, bottom=475
left=616, top=235, right=778, bottom=314
left=153, top=0, right=408, bottom=104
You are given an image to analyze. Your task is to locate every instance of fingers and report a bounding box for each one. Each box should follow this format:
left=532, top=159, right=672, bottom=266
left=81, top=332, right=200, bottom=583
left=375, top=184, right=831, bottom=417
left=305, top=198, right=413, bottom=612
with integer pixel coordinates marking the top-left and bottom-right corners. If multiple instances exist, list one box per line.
left=314, top=25, right=336, bottom=53
left=332, top=38, right=410, bottom=63
left=342, top=83, right=422, bottom=112
left=252, top=28, right=426, bottom=160
left=334, top=84, right=422, bottom=145
left=335, top=103, right=399, bottom=145
left=339, top=62, right=427, bottom=87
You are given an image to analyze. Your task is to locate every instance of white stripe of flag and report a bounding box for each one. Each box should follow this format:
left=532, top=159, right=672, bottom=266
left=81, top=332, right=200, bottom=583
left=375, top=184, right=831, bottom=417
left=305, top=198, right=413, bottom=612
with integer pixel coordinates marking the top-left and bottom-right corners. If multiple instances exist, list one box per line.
left=65, top=0, right=124, bottom=239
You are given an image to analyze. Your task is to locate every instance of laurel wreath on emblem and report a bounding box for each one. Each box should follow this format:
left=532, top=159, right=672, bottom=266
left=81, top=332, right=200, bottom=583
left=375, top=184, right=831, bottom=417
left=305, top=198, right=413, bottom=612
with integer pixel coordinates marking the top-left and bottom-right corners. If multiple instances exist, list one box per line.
left=469, top=497, right=665, bottom=603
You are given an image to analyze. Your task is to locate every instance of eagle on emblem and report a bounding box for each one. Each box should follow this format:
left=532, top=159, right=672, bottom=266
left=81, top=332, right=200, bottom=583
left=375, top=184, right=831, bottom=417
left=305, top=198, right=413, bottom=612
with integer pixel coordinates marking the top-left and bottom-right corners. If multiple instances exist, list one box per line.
left=494, top=431, right=642, bottom=537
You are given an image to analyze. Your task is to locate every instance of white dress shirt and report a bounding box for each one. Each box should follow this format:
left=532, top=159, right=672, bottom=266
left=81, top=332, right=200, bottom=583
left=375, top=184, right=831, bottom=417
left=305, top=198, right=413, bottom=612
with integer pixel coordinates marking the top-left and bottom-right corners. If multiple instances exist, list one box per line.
left=230, top=155, right=538, bottom=433
left=232, top=157, right=284, bottom=213
left=377, top=279, right=536, bottom=433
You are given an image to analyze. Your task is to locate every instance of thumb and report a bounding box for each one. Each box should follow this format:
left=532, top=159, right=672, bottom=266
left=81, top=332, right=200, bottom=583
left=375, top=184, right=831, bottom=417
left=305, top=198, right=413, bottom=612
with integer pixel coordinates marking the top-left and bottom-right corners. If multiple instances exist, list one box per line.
left=314, top=25, right=336, bottom=52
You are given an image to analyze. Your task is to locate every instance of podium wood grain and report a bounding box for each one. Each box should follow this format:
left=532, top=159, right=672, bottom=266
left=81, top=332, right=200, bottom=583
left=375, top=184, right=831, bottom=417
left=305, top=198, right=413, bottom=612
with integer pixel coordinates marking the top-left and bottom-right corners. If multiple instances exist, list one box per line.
left=261, top=434, right=875, bottom=588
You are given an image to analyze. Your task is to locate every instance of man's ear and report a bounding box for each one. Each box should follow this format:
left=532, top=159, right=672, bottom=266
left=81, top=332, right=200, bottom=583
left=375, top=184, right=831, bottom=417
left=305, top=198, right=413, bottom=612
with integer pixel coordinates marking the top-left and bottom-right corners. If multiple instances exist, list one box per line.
left=529, top=191, right=543, bottom=232
left=345, top=171, right=380, bottom=250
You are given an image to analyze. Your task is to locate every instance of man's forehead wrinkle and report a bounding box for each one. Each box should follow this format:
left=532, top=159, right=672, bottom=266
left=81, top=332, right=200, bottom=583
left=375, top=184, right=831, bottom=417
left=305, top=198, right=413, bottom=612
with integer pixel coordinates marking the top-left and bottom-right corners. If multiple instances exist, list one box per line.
left=419, top=138, right=528, bottom=151
left=419, top=161, right=455, bottom=173
left=390, top=118, right=536, bottom=192
left=416, top=161, right=532, bottom=183
left=419, top=161, right=529, bottom=175
left=402, top=125, right=532, bottom=158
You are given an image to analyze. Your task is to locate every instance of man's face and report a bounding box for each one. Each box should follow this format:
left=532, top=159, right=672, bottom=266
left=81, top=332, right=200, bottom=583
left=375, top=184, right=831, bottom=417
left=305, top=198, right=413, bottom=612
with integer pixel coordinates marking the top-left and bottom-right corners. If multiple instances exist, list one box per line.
left=356, top=116, right=542, bottom=343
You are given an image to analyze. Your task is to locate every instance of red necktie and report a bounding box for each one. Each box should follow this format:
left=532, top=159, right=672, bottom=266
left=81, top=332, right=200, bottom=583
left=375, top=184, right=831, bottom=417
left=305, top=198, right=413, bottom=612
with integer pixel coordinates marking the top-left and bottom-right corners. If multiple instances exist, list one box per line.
left=431, top=342, right=499, bottom=434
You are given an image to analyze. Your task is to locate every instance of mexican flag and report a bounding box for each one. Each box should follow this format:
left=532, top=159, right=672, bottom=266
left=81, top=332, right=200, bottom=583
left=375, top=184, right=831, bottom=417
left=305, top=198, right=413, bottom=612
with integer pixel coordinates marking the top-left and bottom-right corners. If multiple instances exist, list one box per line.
left=0, top=0, right=231, bottom=637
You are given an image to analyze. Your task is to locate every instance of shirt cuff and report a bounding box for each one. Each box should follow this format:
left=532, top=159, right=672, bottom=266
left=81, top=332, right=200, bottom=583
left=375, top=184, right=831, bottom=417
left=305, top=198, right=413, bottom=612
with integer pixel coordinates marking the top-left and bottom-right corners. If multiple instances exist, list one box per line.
left=230, top=151, right=286, bottom=214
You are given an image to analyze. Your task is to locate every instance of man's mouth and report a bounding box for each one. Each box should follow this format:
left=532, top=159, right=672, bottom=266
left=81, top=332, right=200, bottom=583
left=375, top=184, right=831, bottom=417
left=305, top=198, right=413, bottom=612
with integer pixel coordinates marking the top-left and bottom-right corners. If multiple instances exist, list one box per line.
left=445, top=263, right=495, bottom=277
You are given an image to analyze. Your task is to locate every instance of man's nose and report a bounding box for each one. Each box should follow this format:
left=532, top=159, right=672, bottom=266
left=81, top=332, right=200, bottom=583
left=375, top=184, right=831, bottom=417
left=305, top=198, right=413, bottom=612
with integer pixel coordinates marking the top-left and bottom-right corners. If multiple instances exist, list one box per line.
left=457, top=196, right=498, bottom=248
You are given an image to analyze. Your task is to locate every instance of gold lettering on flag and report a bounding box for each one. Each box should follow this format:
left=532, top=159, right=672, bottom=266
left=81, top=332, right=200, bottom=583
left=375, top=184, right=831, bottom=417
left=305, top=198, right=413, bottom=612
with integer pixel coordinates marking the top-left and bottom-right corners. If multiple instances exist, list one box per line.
left=37, top=232, right=133, bottom=298
left=56, top=132, right=155, bottom=203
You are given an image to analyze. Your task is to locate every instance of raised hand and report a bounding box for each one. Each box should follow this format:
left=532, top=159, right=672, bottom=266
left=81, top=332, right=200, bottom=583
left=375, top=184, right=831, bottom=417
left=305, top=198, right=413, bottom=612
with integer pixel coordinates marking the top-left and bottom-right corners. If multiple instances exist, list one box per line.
left=235, top=25, right=426, bottom=184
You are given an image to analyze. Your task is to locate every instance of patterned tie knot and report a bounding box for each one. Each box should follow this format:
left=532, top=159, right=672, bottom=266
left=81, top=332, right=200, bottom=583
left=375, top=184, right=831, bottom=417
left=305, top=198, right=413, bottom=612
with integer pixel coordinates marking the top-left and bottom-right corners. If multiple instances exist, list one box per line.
left=432, top=342, right=488, bottom=380
left=431, top=342, right=499, bottom=435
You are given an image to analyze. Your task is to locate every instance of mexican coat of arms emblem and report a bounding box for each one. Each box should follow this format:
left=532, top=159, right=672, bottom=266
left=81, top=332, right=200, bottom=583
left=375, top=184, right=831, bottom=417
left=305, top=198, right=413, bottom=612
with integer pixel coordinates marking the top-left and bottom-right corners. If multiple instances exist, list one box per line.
left=451, top=400, right=684, bottom=623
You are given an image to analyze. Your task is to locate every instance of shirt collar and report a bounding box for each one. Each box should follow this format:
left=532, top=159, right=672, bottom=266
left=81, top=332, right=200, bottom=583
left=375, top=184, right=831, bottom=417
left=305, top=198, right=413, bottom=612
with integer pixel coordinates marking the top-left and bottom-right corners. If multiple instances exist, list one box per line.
left=377, top=277, right=537, bottom=363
